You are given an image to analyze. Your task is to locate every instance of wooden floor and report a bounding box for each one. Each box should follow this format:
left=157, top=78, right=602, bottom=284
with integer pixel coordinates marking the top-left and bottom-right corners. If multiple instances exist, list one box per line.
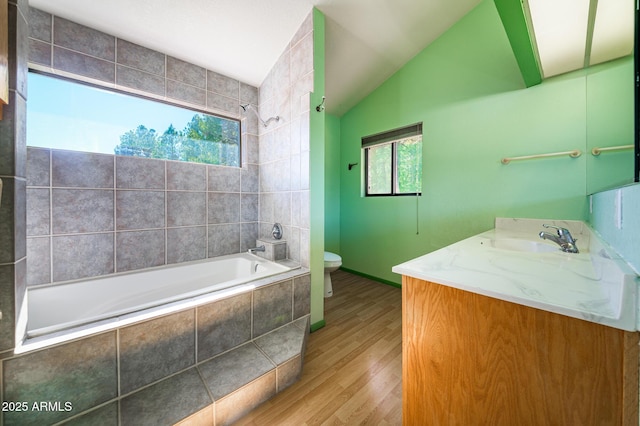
left=236, top=270, right=403, bottom=425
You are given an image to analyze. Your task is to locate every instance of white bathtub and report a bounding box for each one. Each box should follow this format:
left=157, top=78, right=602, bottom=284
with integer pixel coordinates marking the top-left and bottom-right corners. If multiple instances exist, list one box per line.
left=26, top=253, right=292, bottom=340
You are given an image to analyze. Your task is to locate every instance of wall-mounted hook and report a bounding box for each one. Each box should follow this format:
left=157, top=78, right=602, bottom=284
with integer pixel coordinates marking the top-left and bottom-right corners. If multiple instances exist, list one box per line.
left=316, top=96, right=326, bottom=112
left=348, top=162, right=358, bottom=170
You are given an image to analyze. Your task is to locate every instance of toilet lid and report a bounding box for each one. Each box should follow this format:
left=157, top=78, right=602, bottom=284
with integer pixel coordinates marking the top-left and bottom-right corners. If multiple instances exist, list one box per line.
left=324, top=251, right=341, bottom=262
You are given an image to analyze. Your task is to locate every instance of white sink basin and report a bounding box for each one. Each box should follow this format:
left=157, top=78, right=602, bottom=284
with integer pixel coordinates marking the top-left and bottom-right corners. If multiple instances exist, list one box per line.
left=489, top=238, right=558, bottom=253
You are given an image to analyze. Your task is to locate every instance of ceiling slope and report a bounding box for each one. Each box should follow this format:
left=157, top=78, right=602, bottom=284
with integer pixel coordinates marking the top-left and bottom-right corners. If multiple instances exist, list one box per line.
left=29, top=0, right=481, bottom=116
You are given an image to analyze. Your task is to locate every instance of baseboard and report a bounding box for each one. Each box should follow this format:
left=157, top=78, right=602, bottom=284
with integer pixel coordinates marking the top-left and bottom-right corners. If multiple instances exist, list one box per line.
left=310, top=319, right=326, bottom=332
left=339, top=267, right=402, bottom=289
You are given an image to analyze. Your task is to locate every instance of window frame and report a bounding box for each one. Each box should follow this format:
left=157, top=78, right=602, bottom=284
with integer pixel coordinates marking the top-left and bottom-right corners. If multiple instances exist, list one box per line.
left=363, top=123, right=423, bottom=197
left=27, top=69, right=243, bottom=167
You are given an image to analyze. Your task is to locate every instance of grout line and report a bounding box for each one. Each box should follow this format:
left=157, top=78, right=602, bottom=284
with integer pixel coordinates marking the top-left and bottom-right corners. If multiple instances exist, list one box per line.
left=164, top=160, right=168, bottom=266
left=116, top=328, right=121, bottom=398
left=49, top=150, right=53, bottom=283
left=113, top=157, right=117, bottom=273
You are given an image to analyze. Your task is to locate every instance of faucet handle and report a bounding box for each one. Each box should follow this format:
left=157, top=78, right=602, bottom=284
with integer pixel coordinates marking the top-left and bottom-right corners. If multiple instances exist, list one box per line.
left=542, top=224, right=562, bottom=232
left=542, top=224, right=575, bottom=243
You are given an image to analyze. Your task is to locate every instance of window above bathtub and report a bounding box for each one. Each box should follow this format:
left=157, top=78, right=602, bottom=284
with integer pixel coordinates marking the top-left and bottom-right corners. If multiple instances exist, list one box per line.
left=27, top=72, right=241, bottom=167
left=363, top=123, right=423, bottom=196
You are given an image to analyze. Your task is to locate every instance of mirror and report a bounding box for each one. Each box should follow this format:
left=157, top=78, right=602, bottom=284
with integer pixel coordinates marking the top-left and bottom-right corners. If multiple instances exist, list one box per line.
left=586, top=55, right=635, bottom=194
left=585, top=2, right=637, bottom=194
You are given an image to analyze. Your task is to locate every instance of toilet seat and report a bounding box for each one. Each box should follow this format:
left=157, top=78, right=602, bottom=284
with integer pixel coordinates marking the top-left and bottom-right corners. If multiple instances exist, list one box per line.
left=324, top=251, right=342, bottom=267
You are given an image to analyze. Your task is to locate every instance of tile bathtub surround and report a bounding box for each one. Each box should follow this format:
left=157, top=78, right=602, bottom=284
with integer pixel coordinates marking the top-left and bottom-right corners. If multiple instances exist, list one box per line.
left=28, top=7, right=258, bottom=118
left=24, top=5, right=314, bottom=275
left=51, top=150, right=114, bottom=188
left=2, top=272, right=311, bottom=425
left=52, top=233, right=115, bottom=282
left=120, top=368, right=212, bottom=426
left=2, top=332, right=118, bottom=426
left=5, top=5, right=317, bottom=426
left=198, top=342, right=275, bottom=400
left=256, top=11, right=313, bottom=268
left=256, top=238, right=288, bottom=261
left=25, top=148, right=261, bottom=285
left=0, top=0, right=28, bottom=352
left=196, top=292, right=252, bottom=361
left=25, top=6, right=264, bottom=284
left=255, top=320, right=309, bottom=365
left=214, top=370, right=277, bottom=426
left=253, top=279, right=295, bottom=337
left=119, top=310, right=196, bottom=395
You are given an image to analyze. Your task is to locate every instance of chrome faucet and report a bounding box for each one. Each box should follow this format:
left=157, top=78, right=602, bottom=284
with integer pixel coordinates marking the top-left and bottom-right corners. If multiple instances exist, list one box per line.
left=538, top=224, right=579, bottom=253
left=248, top=245, right=265, bottom=254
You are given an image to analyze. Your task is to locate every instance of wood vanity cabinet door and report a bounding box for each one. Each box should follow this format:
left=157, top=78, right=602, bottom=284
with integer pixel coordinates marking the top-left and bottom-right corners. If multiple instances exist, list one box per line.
left=0, top=0, right=8, bottom=119
left=402, top=275, right=639, bottom=426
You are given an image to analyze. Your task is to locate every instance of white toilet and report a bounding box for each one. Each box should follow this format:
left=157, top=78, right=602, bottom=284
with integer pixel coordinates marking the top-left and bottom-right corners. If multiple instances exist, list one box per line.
left=323, top=251, right=342, bottom=297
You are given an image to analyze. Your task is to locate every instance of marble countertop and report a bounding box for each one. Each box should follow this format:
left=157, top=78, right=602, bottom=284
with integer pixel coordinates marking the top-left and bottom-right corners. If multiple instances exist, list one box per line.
left=392, top=218, right=639, bottom=331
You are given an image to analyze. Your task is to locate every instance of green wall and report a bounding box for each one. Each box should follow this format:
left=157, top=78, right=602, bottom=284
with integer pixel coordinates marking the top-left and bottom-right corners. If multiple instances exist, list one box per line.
left=310, top=8, right=326, bottom=330
left=337, top=0, right=596, bottom=284
left=324, top=113, right=341, bottom=254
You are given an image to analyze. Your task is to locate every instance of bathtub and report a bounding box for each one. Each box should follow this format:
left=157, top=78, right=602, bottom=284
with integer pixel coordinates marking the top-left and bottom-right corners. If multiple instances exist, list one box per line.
left=25, top=253, right=293, bottom=342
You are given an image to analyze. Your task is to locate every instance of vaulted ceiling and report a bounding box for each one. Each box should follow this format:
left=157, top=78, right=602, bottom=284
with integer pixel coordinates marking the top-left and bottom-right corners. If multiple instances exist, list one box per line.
left=28, top=0, right=482, bottom=116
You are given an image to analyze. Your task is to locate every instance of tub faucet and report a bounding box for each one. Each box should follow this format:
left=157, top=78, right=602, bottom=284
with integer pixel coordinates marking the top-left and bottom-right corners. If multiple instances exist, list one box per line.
left=248, top=245, right=265, bottom=254
left=538, top=224, right=579, bottom=253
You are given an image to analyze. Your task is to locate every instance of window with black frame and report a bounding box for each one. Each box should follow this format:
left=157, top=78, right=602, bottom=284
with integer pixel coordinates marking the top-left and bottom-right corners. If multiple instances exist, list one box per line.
left=363, top=123, right=423, bottom=196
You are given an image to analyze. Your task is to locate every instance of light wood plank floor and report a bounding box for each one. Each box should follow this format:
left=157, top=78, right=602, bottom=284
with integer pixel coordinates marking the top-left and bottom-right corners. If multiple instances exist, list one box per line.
left=236, top=270, right=403, bottom=426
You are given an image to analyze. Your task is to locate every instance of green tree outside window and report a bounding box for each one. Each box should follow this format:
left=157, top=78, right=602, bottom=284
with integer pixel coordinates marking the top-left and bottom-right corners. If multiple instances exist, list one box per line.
left=114, top=114, right=240, bottom=166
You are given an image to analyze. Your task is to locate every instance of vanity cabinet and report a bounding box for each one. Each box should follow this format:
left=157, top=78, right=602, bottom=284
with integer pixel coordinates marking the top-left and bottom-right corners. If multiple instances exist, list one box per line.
left=1, top=0, right=8, bottom=119
left=402, top=276, right=639, bottom=425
